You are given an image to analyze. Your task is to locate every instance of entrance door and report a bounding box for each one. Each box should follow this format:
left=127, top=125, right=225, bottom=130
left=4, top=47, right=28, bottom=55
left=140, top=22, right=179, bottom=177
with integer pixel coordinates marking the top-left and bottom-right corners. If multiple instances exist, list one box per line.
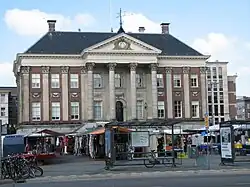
left=116, top=101, right=124, bottom=122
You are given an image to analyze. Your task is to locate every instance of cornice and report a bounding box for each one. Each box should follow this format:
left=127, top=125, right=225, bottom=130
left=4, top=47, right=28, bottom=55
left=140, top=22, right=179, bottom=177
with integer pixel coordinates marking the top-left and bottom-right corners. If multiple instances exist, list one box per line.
left=87, top=51, right=159, bottom=56
left=158, top=55, right=210, bottom=60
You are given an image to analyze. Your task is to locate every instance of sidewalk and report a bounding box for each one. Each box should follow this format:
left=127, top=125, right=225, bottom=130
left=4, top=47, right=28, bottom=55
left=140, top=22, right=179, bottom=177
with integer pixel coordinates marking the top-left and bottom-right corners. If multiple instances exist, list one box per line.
left=0, top=179, right=13, bottom=185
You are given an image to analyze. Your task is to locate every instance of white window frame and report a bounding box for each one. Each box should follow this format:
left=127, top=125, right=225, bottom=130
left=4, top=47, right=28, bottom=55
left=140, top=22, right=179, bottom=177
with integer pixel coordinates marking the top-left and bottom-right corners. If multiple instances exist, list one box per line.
left=174, top=101, right=182, bottom=118
left=157, top=74, right=164, bottom=88
left=115, top=73, right=122, bottom=88
left=32, top=74, right=40, bottom=88
left=93, top=74, right=103, bottom=88
left=173, top=75, right=181, bottom=88
left=51, top=74, right=60, bottom=88
left=191, top=101, right=200, bottom=118
left=136, top=73, right=144, bottom=88
left=94, top=101, right=102, bottom=120
left=70, top=74, right=79, bottom=88
left=247, top=104, right=250, bottom=109
left=71, top=102, right=79, bottom=120
left=157, top=101, right=165, bottom=118
left=190, top=74, right=198, bottom=87
left=32, top=102, right=41, bottom=121
left=136, top=100, right=144, bottom=119
left=51, top=102, right=60, bottom=120
left=0, top=107, right=5, bottom=117
left=0, top=94, right=5, bottom=103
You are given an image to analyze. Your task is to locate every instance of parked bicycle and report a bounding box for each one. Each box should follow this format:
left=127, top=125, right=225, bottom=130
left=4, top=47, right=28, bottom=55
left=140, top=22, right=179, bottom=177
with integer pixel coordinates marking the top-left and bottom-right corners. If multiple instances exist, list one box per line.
left=143, top=150, right=171, bottom=168
left=1, top=154, right=43, bottom=181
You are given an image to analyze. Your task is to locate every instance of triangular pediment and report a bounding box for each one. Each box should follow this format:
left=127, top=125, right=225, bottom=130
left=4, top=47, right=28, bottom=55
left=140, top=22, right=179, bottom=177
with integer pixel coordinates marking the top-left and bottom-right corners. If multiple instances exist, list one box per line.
left=82, top=33, right=162, bottom=54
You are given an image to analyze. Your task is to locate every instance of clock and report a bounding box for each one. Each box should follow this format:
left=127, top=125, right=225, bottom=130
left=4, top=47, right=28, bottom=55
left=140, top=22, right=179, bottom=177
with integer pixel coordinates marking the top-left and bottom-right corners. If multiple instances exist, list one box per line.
left=118, top=41, right=127, bottom=49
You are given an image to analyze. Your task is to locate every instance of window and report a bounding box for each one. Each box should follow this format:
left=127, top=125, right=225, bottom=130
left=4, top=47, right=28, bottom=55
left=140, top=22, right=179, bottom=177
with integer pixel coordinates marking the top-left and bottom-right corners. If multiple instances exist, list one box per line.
left=174, top=101, right=182, bottom=118
left=94, top=101, right=102, bottom=120
left=94, top=74, right=103, bottom=88
left=70, top=74, right=79, bottom=88
left=157, top=74, right=164, bottom=88
left=207, top=80, right=212, bottom=91
left=0, top=107, right=5, bottom=117
left=136, top=100, right=144, bottom=119
left=173, top=75, right=181, bottom=87
left=0, top=94, right=5, bottom=103
left=219, top=80, right=223, bottom=91
left=51, top=74, right=60, bottom=88
left=157, top=101, right=165, bottom=118
left=247, top=104, right=250, bottom=109
left=51, top=102, right=60, bottom=120
left=207, top=68, right=211, bottom=79
left=219, top=92, right=224, bottom=103
left=248, top=113, right=250, bottom=119
left=136, top=74, right=144, bottom=88
left=212, top=67, right=217, bottom=78
left=221, top=118, right=225, bottom=122
left=190, top=74, right=198, bottom=87
left=218, top=67, right=223, bottom=78
left=32, top=102, right=41, bottom=121
left=208, top=105, right=212, bottom=116
left=214, top=92, right=218, bottom=103
left=214, top=105, right=219, bottom=116
left=71, top=102, right=79, bottom=120
left=191, top=101, right=199, bottom=118
left=32, top=74, right=40, bottom=88
left=220, top=105, right=224, bottom=116
left=115, top=73, right=122, bottom=88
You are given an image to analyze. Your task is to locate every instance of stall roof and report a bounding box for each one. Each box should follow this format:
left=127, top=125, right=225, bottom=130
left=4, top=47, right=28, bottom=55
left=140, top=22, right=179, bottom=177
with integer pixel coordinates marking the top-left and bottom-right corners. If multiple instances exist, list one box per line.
left=105, top=118, right=203, bottom=128
left=36, top=129, right=65, bottom=136
left=89, top=126, right=131, bottom=135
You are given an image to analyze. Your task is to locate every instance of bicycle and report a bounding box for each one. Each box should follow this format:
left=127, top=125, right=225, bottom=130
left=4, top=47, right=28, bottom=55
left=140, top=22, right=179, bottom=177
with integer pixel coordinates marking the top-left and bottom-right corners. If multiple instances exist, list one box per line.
left=143, top=150, right=171, bottom=168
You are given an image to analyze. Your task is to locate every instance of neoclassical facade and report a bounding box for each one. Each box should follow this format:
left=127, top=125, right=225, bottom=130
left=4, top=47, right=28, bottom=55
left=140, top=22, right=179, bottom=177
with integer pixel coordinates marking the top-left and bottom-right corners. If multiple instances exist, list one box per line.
left=13, top=20, right=211, bottom=132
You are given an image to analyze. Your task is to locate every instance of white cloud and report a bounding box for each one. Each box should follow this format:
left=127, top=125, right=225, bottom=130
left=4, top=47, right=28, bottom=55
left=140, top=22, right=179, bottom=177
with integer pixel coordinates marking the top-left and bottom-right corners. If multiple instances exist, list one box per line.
left=122, top=12, right=160, bottom=33
left=0, top=63, right=16, bottom=86
left=4, top=9, right=95, bottom=36
left=192, top=33, right=250, bottom=96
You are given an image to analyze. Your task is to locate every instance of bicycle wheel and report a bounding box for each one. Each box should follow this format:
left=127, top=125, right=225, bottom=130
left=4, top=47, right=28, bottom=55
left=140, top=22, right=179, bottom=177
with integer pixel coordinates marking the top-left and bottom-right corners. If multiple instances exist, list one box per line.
left=30, top=166, right=43, bottom=177
left=162, top=157, right=171, bottom=166
left=144, top=155, right=155, bottom=168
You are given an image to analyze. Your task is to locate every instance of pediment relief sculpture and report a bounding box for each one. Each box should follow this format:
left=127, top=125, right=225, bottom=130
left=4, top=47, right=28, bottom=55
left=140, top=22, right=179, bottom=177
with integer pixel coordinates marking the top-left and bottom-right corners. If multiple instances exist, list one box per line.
left=175, top=92, right=181, bottom=97
left=71, top=93, right=79, bottom=98
left=113, top=38, right=132, bottom=50
left=192, top=91, right=199, bottom=97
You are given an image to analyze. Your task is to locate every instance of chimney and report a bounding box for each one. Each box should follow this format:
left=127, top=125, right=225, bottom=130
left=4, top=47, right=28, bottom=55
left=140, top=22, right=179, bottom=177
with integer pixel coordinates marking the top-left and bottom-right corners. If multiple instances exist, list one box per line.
left=138, top=26, right=145, bottom=33
left=47, top=20, right=56, bottom=32
left=160, top=23, right=170, bottom=34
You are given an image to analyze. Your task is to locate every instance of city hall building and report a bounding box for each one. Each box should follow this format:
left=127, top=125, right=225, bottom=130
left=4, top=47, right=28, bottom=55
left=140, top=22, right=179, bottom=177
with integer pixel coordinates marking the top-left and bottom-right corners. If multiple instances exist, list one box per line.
left=13, top=20, right=234, bottom=133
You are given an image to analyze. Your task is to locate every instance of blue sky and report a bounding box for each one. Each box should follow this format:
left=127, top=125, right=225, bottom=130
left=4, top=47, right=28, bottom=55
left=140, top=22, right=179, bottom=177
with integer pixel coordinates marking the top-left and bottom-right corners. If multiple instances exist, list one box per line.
left=1, top=0, right=250, bottom=95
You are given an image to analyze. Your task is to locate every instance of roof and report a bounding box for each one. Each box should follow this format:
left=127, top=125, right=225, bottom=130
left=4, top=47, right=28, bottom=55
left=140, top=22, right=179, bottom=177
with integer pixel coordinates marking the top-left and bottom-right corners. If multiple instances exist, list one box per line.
left=25, top=31, right=203, bottom=56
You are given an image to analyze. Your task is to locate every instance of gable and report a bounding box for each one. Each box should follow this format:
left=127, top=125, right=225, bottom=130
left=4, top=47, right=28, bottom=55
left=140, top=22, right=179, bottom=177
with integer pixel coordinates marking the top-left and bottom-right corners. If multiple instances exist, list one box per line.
left=82, top=33, right=162, bottom=54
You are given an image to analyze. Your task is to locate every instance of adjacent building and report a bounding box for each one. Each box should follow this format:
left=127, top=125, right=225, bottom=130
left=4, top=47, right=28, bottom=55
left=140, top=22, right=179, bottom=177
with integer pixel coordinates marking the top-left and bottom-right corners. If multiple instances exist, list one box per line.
left=205, top=61, right=237, bottom=124
left=236, top=96, right=250, bottom=120
left=0, top=87, right=18, bottom=125
left=13, top=20, right=235, bottom=133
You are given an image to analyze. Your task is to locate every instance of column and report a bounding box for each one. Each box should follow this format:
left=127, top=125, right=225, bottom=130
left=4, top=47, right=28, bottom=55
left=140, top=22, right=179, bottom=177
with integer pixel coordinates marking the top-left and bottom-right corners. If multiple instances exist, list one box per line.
left=86, top=63, right=95, bottom=120
left=108, top=63, right=116, bottom=120
left=80, top=66, right=87, bottom=121
left=21, top=66, right=30, bottom=122
left=165, top=67, right=173, bottom=118
left=61, top=66, right=69, bottom=121
left=183, top=66, right=190, bottom=118
left=129, top=63, right=137, bottom=119
left=150, top=64, right=158, bottom=119
left=200, top=67, right=207, bottom=116
left=16, top=73, right=22, bottom=123
left=42, top=66, right=50, bottom=121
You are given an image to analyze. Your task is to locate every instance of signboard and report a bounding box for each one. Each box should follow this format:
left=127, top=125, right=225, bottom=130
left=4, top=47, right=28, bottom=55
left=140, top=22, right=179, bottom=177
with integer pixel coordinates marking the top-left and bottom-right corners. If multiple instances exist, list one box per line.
left=204, top=113, right=209, bottom=130
left=220, top=127, right=233, bottom=159
left=131, top=131, right=149, bottom=147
